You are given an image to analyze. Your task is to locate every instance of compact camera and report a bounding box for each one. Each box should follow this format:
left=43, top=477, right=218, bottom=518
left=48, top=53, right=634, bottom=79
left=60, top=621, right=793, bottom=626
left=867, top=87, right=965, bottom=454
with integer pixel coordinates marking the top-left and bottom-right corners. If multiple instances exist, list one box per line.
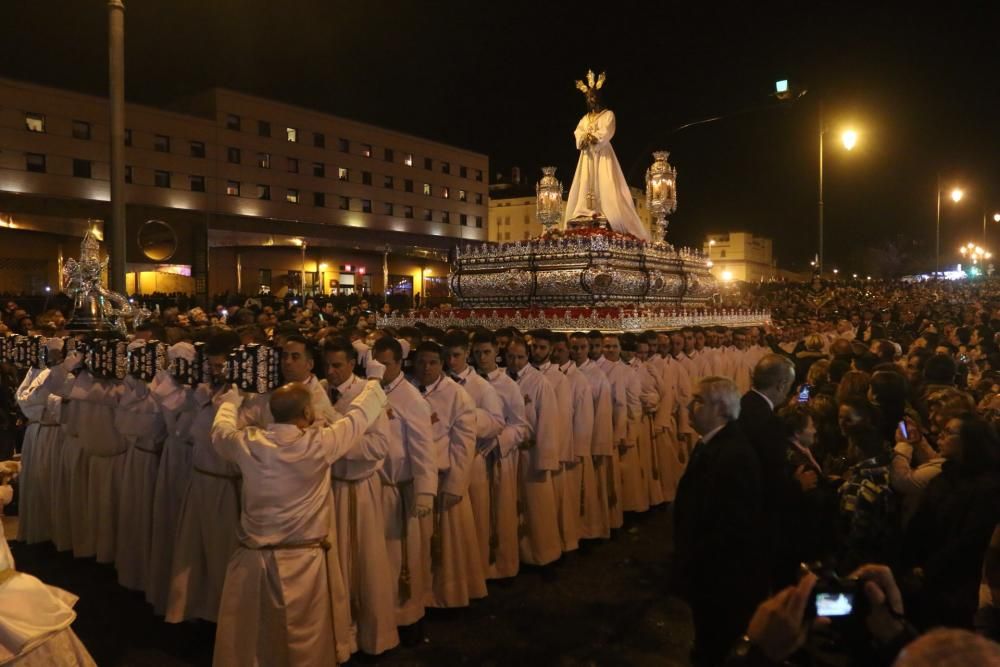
left=803, top=562, right=865, bottom=620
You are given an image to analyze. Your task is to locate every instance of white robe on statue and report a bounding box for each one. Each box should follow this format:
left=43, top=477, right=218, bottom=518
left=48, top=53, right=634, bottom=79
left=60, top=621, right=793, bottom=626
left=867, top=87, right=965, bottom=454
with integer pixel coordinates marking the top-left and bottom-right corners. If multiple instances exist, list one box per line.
left=15, top=366, right=64, bottom=545
left=565, top=108, right=650, bottom=241
left=0, top=484, right=96, bottom=667
left=210, top=383, right=387, bottom=667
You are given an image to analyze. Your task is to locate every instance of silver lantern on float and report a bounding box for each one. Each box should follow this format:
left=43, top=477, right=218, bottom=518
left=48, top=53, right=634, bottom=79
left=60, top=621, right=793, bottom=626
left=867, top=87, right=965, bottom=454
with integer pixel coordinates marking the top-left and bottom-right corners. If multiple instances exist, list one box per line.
left=63, top=229, right=139, bottom=334
left=536, top=166, right=563, bottom=234
left=645, top=151, right=678, bottom=241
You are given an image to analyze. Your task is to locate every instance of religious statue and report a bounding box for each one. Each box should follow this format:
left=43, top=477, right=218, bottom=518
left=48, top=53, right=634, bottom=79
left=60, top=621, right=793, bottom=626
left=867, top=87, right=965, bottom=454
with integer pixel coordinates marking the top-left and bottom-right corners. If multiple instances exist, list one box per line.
left=564, top=70, right=650, bottom=242
left=63, top=230, right=141, bottom=334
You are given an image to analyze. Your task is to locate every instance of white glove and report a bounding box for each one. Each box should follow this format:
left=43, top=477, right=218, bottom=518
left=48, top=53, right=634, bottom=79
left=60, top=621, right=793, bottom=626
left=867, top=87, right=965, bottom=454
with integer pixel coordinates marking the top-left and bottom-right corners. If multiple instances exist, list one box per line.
left=414, top=493, right=434, bottom=518
left=365, top=356, right=386, bottom=381
left=167, top=342, right=196, bottom=363
left=62, top=350, right=84, bottom=371
left=219, top=383, right=244, bottom=408
left=126, top=339, right=146, bottom=353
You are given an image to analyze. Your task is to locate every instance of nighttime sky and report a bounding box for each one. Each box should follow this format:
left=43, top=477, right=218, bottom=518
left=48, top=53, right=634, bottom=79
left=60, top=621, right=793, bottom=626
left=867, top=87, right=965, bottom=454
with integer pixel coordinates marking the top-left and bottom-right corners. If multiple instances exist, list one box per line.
left=3, top=1, right=1000, bottom=271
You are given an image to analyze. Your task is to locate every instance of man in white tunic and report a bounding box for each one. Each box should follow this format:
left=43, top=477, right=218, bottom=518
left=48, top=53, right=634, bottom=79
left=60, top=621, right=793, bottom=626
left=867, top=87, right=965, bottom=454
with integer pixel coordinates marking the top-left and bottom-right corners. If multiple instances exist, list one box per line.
left=166, top=332, right=242, bottom=624
left=322, top=337, right=398, bottom=656
left=411, top=342, right=485, bottom=608
left=443, top=332, right=504, bottom=577
left=239, top=335, right=338, bottom=428
left=531, top=331, right=580, bottom=552
left=564, top=70, right=650, bottom=241
left=55, top=346, right=125, bottom=562
left=570, top=333, right=614, bottom=540
left=114, top=342, right=166, bottom=592
left=147, top=342, right=196, bottom=614
left=617, top=334, right=648, bottom=513
left=599, top=334, right=635, bottom=530
left=211, top=379, right=387, bottom=667
left=506, top=338, right=563, bottom=566
left=471, top=331, right=528, bottom=578
left=14, top=337, right=65, bottom=545
left=371, top=337, right=437, bottom=632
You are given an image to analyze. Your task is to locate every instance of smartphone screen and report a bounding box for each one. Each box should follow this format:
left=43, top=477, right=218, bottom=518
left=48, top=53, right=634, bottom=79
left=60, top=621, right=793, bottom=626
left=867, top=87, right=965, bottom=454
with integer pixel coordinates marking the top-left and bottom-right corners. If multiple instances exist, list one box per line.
left=815, top=592, right=854, bottom=617
left=898, top=420, right=909, bottom=439
left=797, top=386, right=811, bottom=403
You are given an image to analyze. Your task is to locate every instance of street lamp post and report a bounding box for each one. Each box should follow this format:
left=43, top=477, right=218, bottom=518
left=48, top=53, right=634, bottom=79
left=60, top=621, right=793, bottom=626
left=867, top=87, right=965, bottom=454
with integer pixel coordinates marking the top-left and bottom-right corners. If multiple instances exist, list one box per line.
left=936, top=178, right=964, bottom=274
left=108, top=0, right=127, bottom=294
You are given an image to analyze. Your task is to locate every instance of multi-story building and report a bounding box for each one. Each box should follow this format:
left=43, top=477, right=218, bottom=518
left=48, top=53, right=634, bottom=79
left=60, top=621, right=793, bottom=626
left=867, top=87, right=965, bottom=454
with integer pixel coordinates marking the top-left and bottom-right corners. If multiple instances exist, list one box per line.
left=0, top=78, right=488, bottom=301
left=703, top=232, right=779, bottom=282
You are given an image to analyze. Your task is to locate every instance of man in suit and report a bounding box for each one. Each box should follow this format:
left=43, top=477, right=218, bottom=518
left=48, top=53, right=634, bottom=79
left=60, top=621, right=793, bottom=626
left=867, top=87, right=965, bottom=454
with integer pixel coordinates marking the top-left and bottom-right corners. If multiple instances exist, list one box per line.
left=673, top=376, right=766, bottom=667
left=739, top=353, right=799, bottom=589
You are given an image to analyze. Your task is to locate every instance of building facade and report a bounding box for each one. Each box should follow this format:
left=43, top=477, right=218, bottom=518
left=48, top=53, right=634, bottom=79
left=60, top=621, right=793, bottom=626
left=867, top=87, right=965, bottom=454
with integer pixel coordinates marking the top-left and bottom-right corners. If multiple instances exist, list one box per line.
left=702, top=232, right=779, bottom=282
left=0, top=78, right=488, bottom=301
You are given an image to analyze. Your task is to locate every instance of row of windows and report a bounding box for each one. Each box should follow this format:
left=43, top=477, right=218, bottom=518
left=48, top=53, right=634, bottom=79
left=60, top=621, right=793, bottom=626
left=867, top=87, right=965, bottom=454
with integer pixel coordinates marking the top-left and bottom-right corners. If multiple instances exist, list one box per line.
left=23, top=111, right=484, bottom=181
left=222, top=112, right=483, bottom=180
left=20, top=150, right=484, bottom=204
left=22, top=153, right=481, bottom=226
left=495, top=230, right=531, bottom=241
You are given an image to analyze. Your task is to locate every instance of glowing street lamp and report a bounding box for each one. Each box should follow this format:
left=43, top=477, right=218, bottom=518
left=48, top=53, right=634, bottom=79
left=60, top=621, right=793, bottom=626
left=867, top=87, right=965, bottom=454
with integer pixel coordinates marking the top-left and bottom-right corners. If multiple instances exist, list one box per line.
left=951, top=188, right=964, bottom=203
left=841, top=129, right=858, bottom=151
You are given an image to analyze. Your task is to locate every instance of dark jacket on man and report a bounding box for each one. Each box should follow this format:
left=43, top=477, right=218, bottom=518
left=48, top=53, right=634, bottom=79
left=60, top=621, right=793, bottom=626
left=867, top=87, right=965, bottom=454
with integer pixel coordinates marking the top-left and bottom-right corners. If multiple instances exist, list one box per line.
left=673, top=420, right=767, bottom=667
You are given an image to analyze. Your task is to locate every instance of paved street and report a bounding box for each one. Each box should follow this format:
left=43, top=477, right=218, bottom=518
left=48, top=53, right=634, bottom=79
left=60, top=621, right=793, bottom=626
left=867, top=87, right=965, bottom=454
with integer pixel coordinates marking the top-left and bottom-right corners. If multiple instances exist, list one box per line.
left=10, top=507, right=692, bottom=666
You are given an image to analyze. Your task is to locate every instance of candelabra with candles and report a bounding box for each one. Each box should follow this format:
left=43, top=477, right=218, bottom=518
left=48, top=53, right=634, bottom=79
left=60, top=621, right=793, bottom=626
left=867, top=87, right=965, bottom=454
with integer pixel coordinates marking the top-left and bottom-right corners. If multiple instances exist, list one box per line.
left=645, top=151, right=678, bottom=242
left=535, top=166, right=564, bottom=234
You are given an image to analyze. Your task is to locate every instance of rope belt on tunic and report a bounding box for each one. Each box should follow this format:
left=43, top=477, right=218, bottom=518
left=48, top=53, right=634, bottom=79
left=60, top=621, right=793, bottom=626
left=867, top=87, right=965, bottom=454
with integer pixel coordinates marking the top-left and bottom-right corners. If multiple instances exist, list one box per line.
left=332, top=473, right=375, bottom=616
left=379, top=476, right=414, bottom=602
left=486, top=448, right=500, bottom=566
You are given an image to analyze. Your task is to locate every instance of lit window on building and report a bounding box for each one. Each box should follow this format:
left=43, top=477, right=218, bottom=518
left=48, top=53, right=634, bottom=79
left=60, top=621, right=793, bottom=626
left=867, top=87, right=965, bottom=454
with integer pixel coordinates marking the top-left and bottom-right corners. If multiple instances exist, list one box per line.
left=226, top=114, right=241, bottom=131
left=361, top=144, right=372, bottom=158
left=338, top=167, right=349, bottom=181
left=257, top=153, right=271, bottom=168
left=404, top=153, right=413, bottom=167
left=458, top=189, right=466, bottom=202
left=190, top=141, right=205, bottom=158
left=384, top=148, right=394, bottom=162
left=72, top=120, right=91, bottom=140
left=154, top=170, right=171, bottom=188
left=25, top=112, right=45, bottom=133
left=338, top=137, right=350, bottom=152
left=73, top=159, right=92, bottom=179
left=314, top=132, right=325, bottom=148
left=362, top=171, right=372, bottom=186
left=287, top=157, right=299, bottom=173
left=423, top=183, right=431, bottom=196
left=258, top=120, right=271, bottom=137
left=383, top=202, right=393, bottom=215
left=227, top=147, right=240, bottom=164
left=362, top=199, right=372, bottom=213
left=257, top=184, right=270, bottom=200
left=190, top=175, right=205, bottom=192
left=384, top=175, right=393, bottom=189
left=286, top=188, right=299, bottom=204
left=404, top=205, right=413, bottom=218
left=313, top=162, right=325, bottom=178
left=313, top=191, right=325, bottom=207
left=442, top=186, right=450, bottom=199
left=154, top=134, right=170, bottom=153
left=286, top=127, right=298, bottom=142
left=25, top=153, right=46, bottom=173
left=226, top=180, right=240, bottom=196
